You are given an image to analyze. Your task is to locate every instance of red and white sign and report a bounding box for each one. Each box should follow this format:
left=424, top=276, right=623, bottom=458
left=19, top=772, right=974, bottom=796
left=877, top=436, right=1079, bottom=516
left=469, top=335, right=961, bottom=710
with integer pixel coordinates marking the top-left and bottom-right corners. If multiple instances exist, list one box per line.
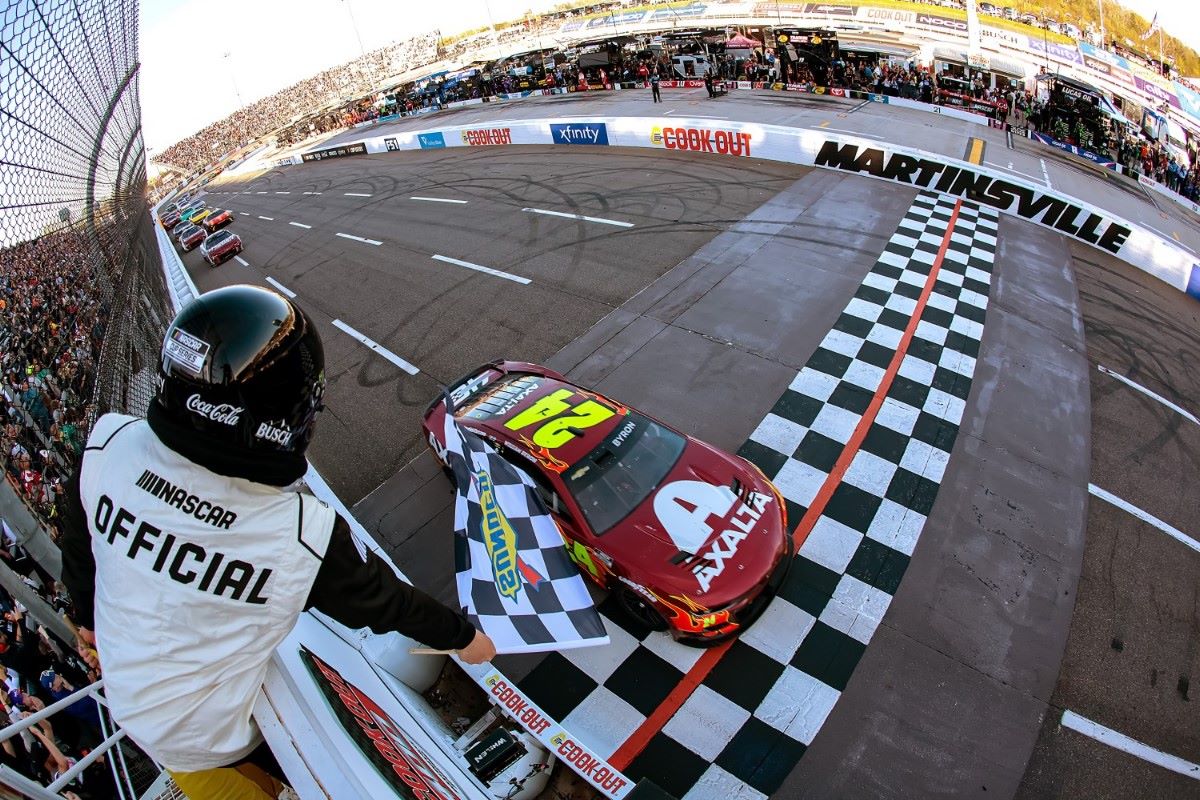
left=472, top=669, right=632, bottom=798
left=650, top=126, right=753, bottom=157
left=461, top=128, right=513, bottom=146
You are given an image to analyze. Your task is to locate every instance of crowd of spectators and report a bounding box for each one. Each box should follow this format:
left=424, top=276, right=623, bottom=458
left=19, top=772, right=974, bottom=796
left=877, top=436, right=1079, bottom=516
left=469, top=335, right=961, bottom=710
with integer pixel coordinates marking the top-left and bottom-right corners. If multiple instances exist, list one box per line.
left=0, top=227, right=105, bottom=537
left=157, top=31, right=442, bottom=173
left=0, top=580, right=111, bottom=798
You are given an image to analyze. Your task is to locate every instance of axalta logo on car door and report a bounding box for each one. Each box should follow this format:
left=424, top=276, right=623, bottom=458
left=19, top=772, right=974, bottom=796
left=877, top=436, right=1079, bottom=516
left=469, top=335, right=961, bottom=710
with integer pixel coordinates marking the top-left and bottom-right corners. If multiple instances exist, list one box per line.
left=653, top=480, right=774, bottom=592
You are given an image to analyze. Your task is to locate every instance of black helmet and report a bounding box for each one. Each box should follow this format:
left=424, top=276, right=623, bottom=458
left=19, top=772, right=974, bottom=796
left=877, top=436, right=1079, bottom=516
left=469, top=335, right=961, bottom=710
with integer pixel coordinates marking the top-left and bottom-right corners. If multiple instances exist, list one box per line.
left=155, top=284, right=324, bottom=455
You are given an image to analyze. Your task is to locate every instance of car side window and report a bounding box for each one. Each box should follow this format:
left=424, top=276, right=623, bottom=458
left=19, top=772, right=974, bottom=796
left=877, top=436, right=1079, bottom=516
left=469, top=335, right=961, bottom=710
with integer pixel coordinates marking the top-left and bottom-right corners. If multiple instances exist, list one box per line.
left=507, top=447, right=573, bottom=521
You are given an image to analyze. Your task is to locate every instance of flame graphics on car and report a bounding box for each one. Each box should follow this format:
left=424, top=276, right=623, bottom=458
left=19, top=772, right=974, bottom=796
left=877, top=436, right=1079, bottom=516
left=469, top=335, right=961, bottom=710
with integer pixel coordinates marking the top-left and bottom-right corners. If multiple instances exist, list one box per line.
left=518, top=434, right=571, bottom=474
left=474, top=470, right=544, bottom=600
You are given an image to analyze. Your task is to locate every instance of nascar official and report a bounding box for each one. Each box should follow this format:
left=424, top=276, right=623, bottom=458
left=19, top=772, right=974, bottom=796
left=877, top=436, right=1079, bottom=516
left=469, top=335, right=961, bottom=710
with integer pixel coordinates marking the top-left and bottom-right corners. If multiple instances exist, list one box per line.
left=61, top=284, right=496, bottom=800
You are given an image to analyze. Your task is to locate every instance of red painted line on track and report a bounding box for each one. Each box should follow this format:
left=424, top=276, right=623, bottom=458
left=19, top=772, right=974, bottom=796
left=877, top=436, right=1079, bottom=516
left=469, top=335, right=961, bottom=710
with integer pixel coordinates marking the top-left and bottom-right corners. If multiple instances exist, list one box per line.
left=609, top=199, right=965, bottom=772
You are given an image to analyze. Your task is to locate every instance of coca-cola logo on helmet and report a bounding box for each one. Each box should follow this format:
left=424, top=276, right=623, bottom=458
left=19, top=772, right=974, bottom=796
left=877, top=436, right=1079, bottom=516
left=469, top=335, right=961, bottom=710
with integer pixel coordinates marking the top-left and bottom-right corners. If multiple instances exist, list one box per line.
left=186, top=393, right=243, bottom=426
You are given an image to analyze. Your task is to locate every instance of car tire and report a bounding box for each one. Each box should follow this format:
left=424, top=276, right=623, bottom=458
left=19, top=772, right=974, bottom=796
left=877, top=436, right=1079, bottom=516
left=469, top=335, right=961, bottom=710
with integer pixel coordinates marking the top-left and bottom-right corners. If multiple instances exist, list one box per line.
left=615, top=586, right=669, bottom=632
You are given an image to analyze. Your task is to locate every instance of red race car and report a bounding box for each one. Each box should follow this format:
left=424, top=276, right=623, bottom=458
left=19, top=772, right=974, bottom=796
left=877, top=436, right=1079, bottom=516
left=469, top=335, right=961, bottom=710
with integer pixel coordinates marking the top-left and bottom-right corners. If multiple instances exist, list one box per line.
left=199, top=230, right=242, bottom=266
left=178, top=225, right=207, bottom=252
left=423, top=361, right=791, bottom=644
left=201, top=209, right=233, bottom=232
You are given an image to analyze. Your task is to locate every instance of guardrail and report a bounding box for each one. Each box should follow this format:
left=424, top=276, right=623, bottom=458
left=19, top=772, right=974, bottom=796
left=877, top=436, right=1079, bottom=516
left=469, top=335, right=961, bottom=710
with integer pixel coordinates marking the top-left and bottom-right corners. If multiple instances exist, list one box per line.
left=0, top=679, right=142, bottom=800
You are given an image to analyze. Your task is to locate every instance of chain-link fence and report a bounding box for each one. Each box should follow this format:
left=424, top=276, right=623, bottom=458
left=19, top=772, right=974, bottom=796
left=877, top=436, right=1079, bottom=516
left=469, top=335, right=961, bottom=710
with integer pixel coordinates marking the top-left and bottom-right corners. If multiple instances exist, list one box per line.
left=1, top=0, right=172, bottom=529
left=2, top=0, right=172, bottom=430
left=2, top=4, right=177, bottom=796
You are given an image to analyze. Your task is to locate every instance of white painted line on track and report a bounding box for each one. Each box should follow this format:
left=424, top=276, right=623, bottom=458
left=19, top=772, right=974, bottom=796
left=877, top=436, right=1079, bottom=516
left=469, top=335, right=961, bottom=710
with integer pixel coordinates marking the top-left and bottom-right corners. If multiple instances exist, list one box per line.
left=410, top=196, right=468, bottom=204
left=234, top=255, right=249, bottom=266
left=1088, top=484, right=1200, bottom=554
left=664, top=109, right=676, bottom=115
left=431, top=254, right=530, bottom=285
left=983, top=160, right=1042, bottom=183
left=522, top=207, right=634, bottom=228
left=275, top=191, right=290, bottom=194
left=265, top=277, right=296, bottom=298
left=1039, top=158, right=1052, bottom=188
left=240, top=212, right=250, bottom=216
left=1097, top=364, right=1198, bottom=425
left=303, top=191, right=322, bottom=195
left=1061, top=710, right=1200, bottom=780
left=335, top=232, right=383, bottom=246
left=289, top=222, right=312, bottom=229
left=257, top=191, right=268, bottom=194
left=344, top=192, right=372, bottom=197
left=331, top=319, right=419, bottom=375
left=258, top=216, right=274, bottom=221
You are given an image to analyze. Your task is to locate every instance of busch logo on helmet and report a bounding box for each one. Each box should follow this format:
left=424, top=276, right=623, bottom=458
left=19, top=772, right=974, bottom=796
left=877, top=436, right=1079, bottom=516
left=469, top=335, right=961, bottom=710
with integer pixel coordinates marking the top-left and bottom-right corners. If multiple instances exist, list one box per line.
left=186, top=394, right=242, bottom=426
left=255, top=421, right=293, bottom=446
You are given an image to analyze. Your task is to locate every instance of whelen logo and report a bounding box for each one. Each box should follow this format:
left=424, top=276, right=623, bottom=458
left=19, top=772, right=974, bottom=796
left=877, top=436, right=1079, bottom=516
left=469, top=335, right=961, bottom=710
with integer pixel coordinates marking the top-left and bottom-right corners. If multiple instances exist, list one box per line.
left=186, top=394, right=242, bottom=426
left=549, top=122, right=609, bottom=145
left=461, top=127, right=512, bottom=146
left=651, top=126, right=752, bottom=157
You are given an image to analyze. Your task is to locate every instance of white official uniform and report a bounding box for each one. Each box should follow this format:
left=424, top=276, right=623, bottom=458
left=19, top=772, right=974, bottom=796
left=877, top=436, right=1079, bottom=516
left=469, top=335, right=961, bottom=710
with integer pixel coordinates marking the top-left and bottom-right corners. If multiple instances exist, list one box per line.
left=78, top=413, right=336, bottom=772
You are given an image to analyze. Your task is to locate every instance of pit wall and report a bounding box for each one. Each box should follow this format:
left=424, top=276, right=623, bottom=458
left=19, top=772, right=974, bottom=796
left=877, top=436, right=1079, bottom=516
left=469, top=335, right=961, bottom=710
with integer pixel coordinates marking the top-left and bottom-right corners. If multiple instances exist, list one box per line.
left=278, top=116, right=1198, bottom=299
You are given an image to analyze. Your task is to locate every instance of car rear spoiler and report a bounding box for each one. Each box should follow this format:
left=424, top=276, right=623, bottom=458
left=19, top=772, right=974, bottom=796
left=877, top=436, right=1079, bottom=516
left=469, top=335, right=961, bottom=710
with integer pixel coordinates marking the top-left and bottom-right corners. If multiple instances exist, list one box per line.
left=424, top=359, right=506, bottom=417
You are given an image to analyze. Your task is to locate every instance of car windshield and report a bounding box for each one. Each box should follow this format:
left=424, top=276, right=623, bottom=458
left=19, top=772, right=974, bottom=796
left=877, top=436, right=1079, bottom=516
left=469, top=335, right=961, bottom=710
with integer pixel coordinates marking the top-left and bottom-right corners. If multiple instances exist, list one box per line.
left=563, top=412, right=685, bottom=534
left=208, top=231, right=230, bottom=244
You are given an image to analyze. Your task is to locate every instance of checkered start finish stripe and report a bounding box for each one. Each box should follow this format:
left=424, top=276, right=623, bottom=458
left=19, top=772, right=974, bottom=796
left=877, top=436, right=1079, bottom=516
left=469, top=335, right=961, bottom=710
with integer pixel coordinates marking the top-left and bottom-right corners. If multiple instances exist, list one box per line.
left=516, top=192, right=999, bottom=799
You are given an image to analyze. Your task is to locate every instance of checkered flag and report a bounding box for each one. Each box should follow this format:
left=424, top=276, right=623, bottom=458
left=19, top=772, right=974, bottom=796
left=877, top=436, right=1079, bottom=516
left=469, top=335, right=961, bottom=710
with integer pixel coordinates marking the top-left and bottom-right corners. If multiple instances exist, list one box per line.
left=442, top=401, right=609, bottom=654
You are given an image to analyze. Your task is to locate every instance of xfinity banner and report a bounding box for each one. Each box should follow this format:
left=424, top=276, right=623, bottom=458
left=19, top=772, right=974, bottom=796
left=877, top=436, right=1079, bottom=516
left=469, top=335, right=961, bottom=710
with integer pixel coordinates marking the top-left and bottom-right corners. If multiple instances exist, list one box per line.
left=1025, top=36, right=1082, bottom=64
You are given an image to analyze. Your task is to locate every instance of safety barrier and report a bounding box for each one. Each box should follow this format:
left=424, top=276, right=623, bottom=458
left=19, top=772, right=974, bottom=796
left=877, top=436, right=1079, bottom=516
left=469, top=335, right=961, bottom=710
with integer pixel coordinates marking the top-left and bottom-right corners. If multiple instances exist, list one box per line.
left=276, top=115, right=1198, bottom=300
left=0, top=679, right=144, bottom=800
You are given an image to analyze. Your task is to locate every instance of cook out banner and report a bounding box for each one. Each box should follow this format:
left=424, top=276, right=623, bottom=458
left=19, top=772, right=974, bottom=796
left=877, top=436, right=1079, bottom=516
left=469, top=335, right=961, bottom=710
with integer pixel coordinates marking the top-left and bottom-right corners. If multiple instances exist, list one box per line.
left=285, top=116, right=1195, bottom=298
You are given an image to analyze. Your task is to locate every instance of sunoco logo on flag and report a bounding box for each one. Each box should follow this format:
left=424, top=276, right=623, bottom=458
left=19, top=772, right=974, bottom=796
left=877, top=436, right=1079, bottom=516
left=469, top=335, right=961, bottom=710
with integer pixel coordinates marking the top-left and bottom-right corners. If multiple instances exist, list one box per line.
left=441, top=401, right=608, bottom=654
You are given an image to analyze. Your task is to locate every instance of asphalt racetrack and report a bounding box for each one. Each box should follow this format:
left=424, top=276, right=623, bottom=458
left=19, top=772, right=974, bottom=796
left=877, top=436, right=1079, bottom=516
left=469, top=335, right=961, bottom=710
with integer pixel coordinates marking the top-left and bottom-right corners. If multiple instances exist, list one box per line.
left=196, top=147, right=807, bottom=502
left=190, top=95, right=1200, bottom=799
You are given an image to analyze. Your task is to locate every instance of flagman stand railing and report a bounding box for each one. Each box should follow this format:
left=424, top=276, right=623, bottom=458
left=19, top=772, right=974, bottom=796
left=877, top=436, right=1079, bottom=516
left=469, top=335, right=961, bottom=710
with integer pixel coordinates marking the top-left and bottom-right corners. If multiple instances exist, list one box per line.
left=0, top=679, right=149, bottom=800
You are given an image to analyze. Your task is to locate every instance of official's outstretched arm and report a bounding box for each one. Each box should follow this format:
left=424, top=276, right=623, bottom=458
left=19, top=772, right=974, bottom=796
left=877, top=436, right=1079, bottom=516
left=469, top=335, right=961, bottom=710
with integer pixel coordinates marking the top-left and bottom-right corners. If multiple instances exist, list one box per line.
left=305, top=517, right=476, bottom=652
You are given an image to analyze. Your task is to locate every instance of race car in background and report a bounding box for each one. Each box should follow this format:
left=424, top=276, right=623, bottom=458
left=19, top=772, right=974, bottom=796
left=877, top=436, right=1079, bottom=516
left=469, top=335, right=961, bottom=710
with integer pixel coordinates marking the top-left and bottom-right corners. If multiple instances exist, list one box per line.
left=199, top=230, right=242, bottom=266
left=200, top=208, right=233, bottom=232
left=160, top=208, right=182, bottom=229
left=178, top=224, right=207, bottom=252
left=188, top=207, right=215, bottom=227
left=423, top=361, right=791, bottom=644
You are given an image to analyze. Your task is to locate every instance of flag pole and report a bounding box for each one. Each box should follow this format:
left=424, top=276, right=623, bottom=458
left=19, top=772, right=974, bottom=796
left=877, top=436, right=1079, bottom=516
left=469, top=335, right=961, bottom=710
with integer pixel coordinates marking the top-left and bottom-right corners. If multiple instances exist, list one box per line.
left=1158, top=23, right=1164, bottom=75
left=1097, top=0, right=1104, bottom=49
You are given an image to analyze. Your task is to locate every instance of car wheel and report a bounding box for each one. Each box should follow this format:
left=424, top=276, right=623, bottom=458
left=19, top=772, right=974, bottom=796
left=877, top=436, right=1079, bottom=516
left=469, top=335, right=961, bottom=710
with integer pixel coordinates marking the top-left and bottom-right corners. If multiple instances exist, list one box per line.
left=615, top=586, right=669, bottom=632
